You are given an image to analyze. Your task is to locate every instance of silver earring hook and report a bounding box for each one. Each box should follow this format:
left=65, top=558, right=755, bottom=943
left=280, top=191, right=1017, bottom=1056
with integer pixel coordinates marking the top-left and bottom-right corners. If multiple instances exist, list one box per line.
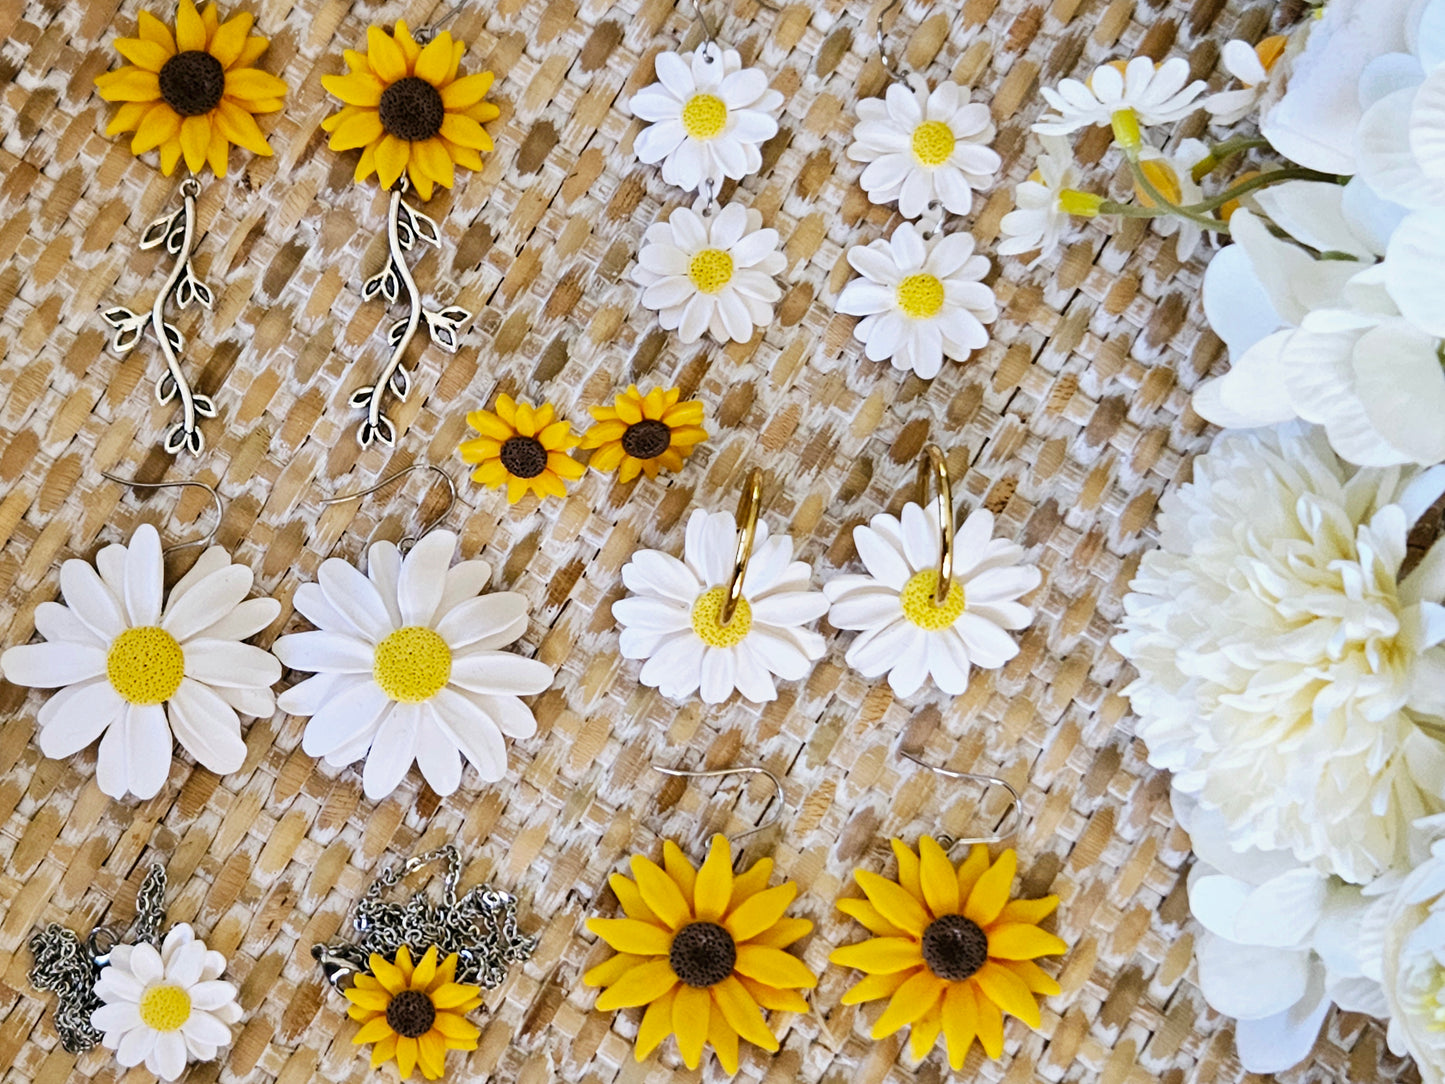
left=899, top=747, right=1021, bottom=847
left=875, top=0, right=908, bottom=81
left=101, top=471, right=223, bottom=556
left=652, top=763, right=785, bottom=843
left=416, top=1, right=465, bottom=43
left=691, top=0, right=719, bottom=56
left=321, top=464, right=458, bottom=552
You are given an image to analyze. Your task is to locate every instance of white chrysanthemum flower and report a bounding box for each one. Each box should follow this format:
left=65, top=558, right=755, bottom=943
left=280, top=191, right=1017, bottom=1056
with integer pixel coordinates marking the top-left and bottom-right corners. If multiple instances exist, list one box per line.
left=91, top=923, right=242, bottom=1082
left=632, top=202, right=785, bottom=344
left=836, top=222, right=997, bottom=379
left=1205, top=36, right=1288, bottom=125
left=847, top=74, right=1000, bottom=219
left=1033, top=56, right=1206, bottom=136
left=274, top=529, right=553, bottom=800
left=823, top=498, right=1040, bottom=697
left=614, top=508, right=827, bottom=704
left=1112, top=424, right=1445, bottom=884
left=0, top=524, right=281, bottom=800
left=1377, top=819, right=1445, bottom=1083
left=628, top=43, right=783, bottom=193
left=998, top=134, right=1081, bottom=266
left=1135, top=138, right=1209, bottom=261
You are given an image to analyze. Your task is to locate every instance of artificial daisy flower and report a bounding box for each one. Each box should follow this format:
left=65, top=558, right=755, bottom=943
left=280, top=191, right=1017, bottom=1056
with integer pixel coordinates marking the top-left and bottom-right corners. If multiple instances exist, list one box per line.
left=345, top=945, right=483, bottom=1081
left=615, top=507, right=826, bottom=704
left=836, top=222, right=998, bottom=378
left=321, top=21, right=500, bottom=200
left=1033, top=57, right=1206, bottom=136
left=823, top=498, right=1040, bottom=698
left=997, top=134, right=1082, bottom=267
left=847, top=75, right=1001, bottom=219
left=628, top=44, right=784, bottom=194
left=583, top=834, right=817, bottom=1074
left=1204, top=36, right=1288, bottom=125
left=274, top=529, right=553, bottom=800
left=91, top=923, right=243, bottom=1082
left=0, top=523, right=282, bottom=800
left=632, top=203, right=785, bottom=345
left=458, top=394, right=585, bottom=504
left=1134, top=138, right=1209, bottom=260
left=829, top=839, right=1066, bottom=1068
left=580, top=385, right=707, bottom=483
left=95, top=0, right=287, bottom=177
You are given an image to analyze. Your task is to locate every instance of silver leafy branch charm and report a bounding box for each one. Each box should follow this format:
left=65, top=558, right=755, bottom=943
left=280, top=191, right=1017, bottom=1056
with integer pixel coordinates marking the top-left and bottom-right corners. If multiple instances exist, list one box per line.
left=101, top=178, right=217, bottom=456
left=349, top=179, right=471, bottom=448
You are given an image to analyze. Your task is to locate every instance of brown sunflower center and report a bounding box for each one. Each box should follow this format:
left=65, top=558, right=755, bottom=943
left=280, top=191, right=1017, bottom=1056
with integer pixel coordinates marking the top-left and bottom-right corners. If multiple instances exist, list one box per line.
left=379, top=76, right=446, bottom=142
left=921, top=914, right=989, bottom=981
left=499, top=435, right=548, bottom=479
left=159, top=50, right=226, bottom=117
left=384, top=988, right=436, bottom=1038
left=669, top=921, right=737, bottom=988
left=620, top=419, right=673, bottom=461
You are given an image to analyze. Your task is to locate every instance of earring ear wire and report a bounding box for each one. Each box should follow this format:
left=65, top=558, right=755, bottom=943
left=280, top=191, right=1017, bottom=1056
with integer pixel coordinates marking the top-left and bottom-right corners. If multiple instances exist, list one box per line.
left=720, top=467, right=765, bottom=626
left=321, top=464, right=458, bottom=552
left=874, top=0, right=908, bottom=81
left=100, top=471, right=224, bottom=556
left=652, top=762, right=785, bottom=844
left=916, top=443, right=954, bottom=604
left=898, top=746, right=1021, bottom=847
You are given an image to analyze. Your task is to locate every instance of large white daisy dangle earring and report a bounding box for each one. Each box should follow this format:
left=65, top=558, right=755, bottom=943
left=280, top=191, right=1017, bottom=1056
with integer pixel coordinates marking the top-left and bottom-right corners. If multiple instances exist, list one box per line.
left=614, top=467, right=827, bottom=704
left=274, top=464, right=555, bottom=801
left=28, top=863, right=244, bottom=1081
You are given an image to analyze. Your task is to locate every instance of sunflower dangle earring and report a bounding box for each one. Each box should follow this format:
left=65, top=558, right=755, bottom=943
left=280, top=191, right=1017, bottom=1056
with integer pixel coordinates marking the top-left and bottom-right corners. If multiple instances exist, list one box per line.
left=312, top=844, right=537, bottom=1081
left=583, top=764, right=817, bottom=1075
left=95, top=0, right=288, bottom=454
left=29, top=863, right=244, bottom=1081
left=320, top=10, right=499, bottom=447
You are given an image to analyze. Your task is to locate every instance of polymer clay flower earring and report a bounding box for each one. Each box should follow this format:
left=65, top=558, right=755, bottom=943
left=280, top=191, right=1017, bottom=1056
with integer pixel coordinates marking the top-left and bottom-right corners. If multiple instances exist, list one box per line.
left=579, top=384, right=709, bottom=484
left=95, top=0, right=288, bottom=454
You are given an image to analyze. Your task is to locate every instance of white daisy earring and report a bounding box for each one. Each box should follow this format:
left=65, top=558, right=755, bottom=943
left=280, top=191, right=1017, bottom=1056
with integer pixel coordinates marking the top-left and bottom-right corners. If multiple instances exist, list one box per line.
left=274, top=464, right=555, bottom=801
left=28, top=863, right=244, bottom=1081
left=614, top=467, right=827, bottom=704
left=0, top=473, right=282, bottom=800
left=822, top=444, right=1042, bottom=698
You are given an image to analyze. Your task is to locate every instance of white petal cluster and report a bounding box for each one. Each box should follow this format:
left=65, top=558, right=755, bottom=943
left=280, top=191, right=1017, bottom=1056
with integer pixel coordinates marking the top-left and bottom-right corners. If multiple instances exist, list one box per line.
left=1033, top=56, right=1206, bottom=136
left=1376, top=819, right=1445, bottom=1083
left=998, top=134, right=1081, bottom=266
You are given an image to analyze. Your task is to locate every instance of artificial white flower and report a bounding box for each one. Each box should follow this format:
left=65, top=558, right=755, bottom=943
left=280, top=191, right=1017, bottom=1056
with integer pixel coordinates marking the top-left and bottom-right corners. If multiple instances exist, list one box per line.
left=0, top=524, right=281, bottom=800
left=823, top=498, right=1040, bottom=697
left=1354, top=0, right=1445, bottom=209
left=1033, top=57, right=1206, bottom=136
left=274, top=529, right=553, bottom=801
left=1112, top=423, right=1445, bottom=884
left=91, top=923, right=242, bottom=1082
left=998, top=134, right=1081, bottom=266
left=835, top=221, right=997, bottom=379
left=632, top=202, right=785, bottom=344
left=1376, top=818, right=1445, bottom=1083
left=1205, top=36, right=1288, bottom=125
left=846, top=74, right=1000, bottom=219
left=628, top=43, right=783, bottom=193
left=1135, top=138, right=1209, bottom=260
left=614, top=508, right=827, bottom=704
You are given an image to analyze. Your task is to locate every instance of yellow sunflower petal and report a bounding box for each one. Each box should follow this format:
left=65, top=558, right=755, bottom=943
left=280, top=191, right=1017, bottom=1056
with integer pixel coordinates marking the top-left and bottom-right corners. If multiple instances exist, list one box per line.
left=395, top=945, right=416, bottom=982
left=175, top=0, right=206, bottom=51
left=709, top=1008, right=740, bottom=1075
left=587, top=917, right=674, bottom=956
left=136, top=10, right=176, bottom=52
left=375, top=133, right=409, bottom=189
left=919, top=835, right=960, bottom=918
left=504, top=476, right=528, bottom=504
left=635, top=985, right=676, bottom=1061
left=107, top=100, right=152, bottom=136
left=693, top=834, right=733, bottom=924
left=95, top=67, right=161, bottom=102
left=206, top=124, right=229, bottom=176
left=416, top=1030, right=446, bottom=1080
left=467, top=100, right=501, bottom=126
left=446, top=39, right=464, bottom=83
left=655, top=448, right=685, bottom=473
left=178, top=114, right=210, bottom=173
left=323, top=70, right=385, bottom=107
left=512, top=399, right=537, bottom=437
left=370, top=1033, right=398, bottom=1069
left=344, top=985, right=391, bottom=1011
left=430, top=979, right=485, bottom=1008
left=662, top=400, right=704, bottom=426
left=353, top=1016, right=396, bottom=1045
left=199, top=2, right=219, bottom=45
left=582, top=952, right=645, bottom=989
left=440, top=71, right=494, bottom=109
left=840, top=966, right=915, bottom=1006
left=469, top=459, right=508, bottom=487
left=580, top=419, right=628, bottom=447
left=996, top=895, right=1059, bottom=927
left=547, top=452, right=585, bottom=481
left=589, top=442, right=626, bottom=473
left=975, top=961, right=1041, bottom=1027
left=131, top=103, right=181, bottom=154
left=1001, top=958, right=1062, bottom=996
left=395, top=1034, right=418, bottom=1079
left=855, top=869, right=930, bottom=938
left=346, top=1002, right=378, bottom=1022
left=413, top=137, right=455, bottom=189
left=942, top=982, right=979, bottom=1070
left=828, top=936, right=924, bottom=975
left=208, top=11, right=253, bottom=68
left=159, top=139, right=182, bottom=175
left=370, top=952, right=407, bottom=994
left=672, top=984, right=710, bottom=1070
left=438, top=112, right=492, bottom=150
left=986, top=923, right=1067, bottom=961
left=911, top=1004, right=944, bottom=1062
left=593, top=957, right=678, bottom=1011
left=640, top=386, right=669, bottom=420
left=836, top=897, right=906, bottom=938
left=974, top=989, right=1005, bottom=1058
left=367, top=24, right=408, bottom=83
left=957, top=843, right=990, bottom=902
left=213, top=99, right=272, bottom=155
left=414, top=31, right=453, bottom=85
left=667, top=424, right=707, bottom=449
left=726, top=883, right=798, bottom=945
left=231, top=35, right=268, bottom=71
left=409, top=945, right=439, bottom=990
left=654, top=841, right=694, bottom=906
left=330, top=108, right=384, bottom=151
left=614, top=391, right=644, bottom=424
left=963, top=849, right=1016, bottom=928
left=114, top=38, right=171, bottom=72
left=608, top=871, right=663, bottom=925
left=430, top=1011, right=480, bottom=1042
left=746, top=916, right=812, bottom=950
left=712, top=975, right=780, bottom=1052
left=728, top=856, right=774, bottom=913
left=394, top=19, right=421, bottom=70
left=631, top=854, right=693, bottom=930
left=537, top=418, right=575, bottom=450
left=442, top=137, right=483, bottom=171
left=870, top=970, right=948, bottom=1039
left=733, top=944, right=817, bottom=989
left=890, top=838, right=923, bottom=901
left=739, top=976, right=809, bottom=1013
left=223, top=68, right=288, bottom=103
left=465, top=409, right=514, bottom=441
left=619, top=457, right=645, bottom=483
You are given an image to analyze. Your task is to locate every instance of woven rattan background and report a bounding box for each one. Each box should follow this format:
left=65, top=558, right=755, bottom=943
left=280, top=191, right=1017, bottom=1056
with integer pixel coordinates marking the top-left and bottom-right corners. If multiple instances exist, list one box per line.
left=0, top=0, right=1418, bottom=1080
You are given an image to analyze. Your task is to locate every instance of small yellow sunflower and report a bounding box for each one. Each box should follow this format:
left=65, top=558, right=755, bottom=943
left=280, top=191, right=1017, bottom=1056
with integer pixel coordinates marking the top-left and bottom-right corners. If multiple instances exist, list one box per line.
left=344, top=945, right=483, bottom=1081
left=829, top=838, right=1065, bottom=1069
left=321, top=21, right=500, bottom=200
left=580, top=385, right=708, bottom=483
left=459, top=394, right=585, bottom=503
left=583, top=835, right=817, bottom=1074
left=94, top=0, right=287, bottom=177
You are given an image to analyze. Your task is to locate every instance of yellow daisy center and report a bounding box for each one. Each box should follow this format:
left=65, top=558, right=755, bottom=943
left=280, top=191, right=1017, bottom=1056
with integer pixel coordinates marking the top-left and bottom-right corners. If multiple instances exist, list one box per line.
left=688, top=249, right=734, bottom=294
left=900, top=569, right=966, bottom=630
left=107, top=626, right=185, bottom=706
left=896, top=274, right=945, bottom=319
left=681, top=93, right=728, bottom=139
left=911, top=120, right=956, bottom=167
left=138, top=984, right=192, bottom=1032
left=691, top=587, right=752, bottom=648
left=373, top=626, right=452, bottom=703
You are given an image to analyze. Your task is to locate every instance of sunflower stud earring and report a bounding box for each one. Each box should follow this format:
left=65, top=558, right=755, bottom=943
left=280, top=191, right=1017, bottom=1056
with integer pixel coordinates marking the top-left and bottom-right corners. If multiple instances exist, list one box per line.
left=312, top=844, right=538, bottom=1081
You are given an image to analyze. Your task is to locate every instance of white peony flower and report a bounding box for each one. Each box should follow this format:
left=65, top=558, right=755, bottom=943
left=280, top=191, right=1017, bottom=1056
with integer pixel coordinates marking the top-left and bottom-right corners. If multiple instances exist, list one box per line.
left=91, top=923, right=242, bottom=1082
left=614, top=508, right=827, bottom=704
left=1205, top=36, right=1289, bottom=125
left=1376, top=817, right=1445, bottom=1082
left=0, top=524, right=281, bottom=800
left=835, top=221, right=997, bottom=379
left=628, top=43, right=783, bottom=194
left=1112, top=423, right=1445, bottom=884
left=274, top=529, right=553, bottom=801
left=632, top=203, right=785, bottom=345
left=1033, top=56, right=1206, bottom=136
left=823, top=498, right=1040, bottom=697
left=846, top=74, right=1000, bottom=219
left=998, top=134, right=1081, bottom=266
left=1134, top=138, right=1209, bottom=260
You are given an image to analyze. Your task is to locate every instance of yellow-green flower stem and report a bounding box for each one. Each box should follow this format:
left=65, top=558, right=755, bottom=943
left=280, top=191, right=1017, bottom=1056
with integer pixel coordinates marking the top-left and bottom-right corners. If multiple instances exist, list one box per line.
left=1190, top=137, right=1274, bottom=182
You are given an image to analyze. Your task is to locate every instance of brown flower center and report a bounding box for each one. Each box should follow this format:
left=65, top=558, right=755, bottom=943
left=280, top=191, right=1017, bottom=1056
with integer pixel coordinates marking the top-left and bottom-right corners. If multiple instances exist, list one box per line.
left=384, top=988, right=436, bottom=1038
left=669, top=921, right=737, bottom=988
left=159, top=50, right=226, bottom=117
left=499, top=435, right=549, bottom=479
left=619, top=419, right=673, bottom=461
left=921, top=914, right=989, bottom=981
left=378, top=76, right=446, bottom=142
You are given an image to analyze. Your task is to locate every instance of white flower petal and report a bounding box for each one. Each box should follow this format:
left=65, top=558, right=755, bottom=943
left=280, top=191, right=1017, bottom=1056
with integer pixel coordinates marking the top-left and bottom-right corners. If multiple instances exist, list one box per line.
left=461, top=690, right=538, bottom=740
left=3, top=641, right=107, bottom=688
left=92, top=1001, right=142, bottom=1034
left=317, top=558, right=393, bottom=643
left=434, top=592, right=530, bottom=651
left=168, top=678, right=246, bottom=776
left=191, top=597, right=281, bottom=643
left=124, top=524, right=164, bottom=627
left=165, top=940, right=207, bottom=987
left=162, top=566, right=252, bottom=642
left=699, top=645, right=737, bottom=704
left=33, top=601, right=104, bottom=648
left=853, top=524, right=911, bottom=589
left=179, top=1007, right=232, bottom=1046
left=273, top=630, right=373, bottom=673
left=437, top=558, right=492, bottom=616
left=150, top=1029, right=187, bottom=1081
left=431, top=687, right=508, bottom=782
left=182, top=639, right=281, bottom=689
left=362, top=704, right=418, bottom=800
left=398, top=529, right=455, bottom=628
left=414, top=712, right=463, bottom=796
left=298, top=678, right=391, bottom=759
left=60, top=558, right=127, bottom=640
left=188, top=980, right=238, bottom=1012
left=36, top=678, right=124, bottom=759
left=448, top=651, right=554, bottom=696
left=117, top=1025, right=157, bottom=1068
left=1196, top=930, right=1312, bottom=1020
